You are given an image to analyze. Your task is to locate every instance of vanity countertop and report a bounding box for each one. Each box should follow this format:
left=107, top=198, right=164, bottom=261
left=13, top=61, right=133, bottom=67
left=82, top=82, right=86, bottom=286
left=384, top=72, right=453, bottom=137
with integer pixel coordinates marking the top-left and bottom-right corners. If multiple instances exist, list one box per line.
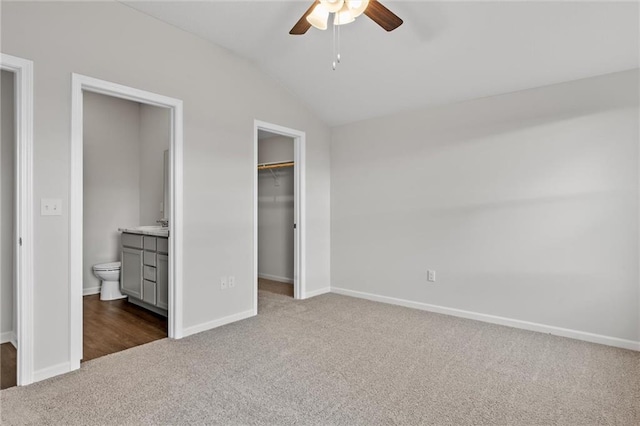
left=119, top=226, right=169, bottom=237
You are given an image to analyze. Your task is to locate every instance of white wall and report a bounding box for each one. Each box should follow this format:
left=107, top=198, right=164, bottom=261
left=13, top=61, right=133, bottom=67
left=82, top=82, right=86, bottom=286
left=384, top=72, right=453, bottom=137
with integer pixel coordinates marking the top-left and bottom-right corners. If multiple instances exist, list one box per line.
left=1, top=1, right=331, bottom=376
left=331, top=70, right=640, bottom=344
left=1, top=70, right=15, bottom=342
left=139, top=104, right=170, bottom=225
left=83, top=92, right=141, bottom=293
left=258, top=135, right=294, bottom=282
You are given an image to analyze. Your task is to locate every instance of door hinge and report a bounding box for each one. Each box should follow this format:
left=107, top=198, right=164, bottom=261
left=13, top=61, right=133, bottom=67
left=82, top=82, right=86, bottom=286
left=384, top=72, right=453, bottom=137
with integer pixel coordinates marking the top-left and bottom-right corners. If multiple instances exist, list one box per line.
left=293, top=223, right=297, bottom=229
left=19, top=237, right=22, bottom=246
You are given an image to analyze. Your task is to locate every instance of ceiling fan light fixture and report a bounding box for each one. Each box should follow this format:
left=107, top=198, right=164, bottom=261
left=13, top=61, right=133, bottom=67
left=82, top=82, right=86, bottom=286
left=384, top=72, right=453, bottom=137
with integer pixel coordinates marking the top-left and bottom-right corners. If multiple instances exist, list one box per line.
left=306, top=3, right=329, bottom=30
left=346, top=0, right=369, bottom=18
left=320, top=0, right=345, bottom=13
left=334, top=2, right=355, bottom=26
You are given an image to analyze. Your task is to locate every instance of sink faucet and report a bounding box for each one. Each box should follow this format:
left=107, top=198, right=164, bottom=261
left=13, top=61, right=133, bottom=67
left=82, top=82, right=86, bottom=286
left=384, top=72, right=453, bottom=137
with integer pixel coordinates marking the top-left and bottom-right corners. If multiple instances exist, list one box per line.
left=156, top=218, right=169, bottom=228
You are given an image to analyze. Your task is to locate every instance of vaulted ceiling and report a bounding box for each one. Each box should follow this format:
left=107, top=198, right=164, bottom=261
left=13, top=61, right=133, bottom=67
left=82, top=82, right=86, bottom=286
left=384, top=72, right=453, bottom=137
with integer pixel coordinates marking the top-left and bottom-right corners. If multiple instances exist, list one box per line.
left=123, top=1, right=639, bottom=126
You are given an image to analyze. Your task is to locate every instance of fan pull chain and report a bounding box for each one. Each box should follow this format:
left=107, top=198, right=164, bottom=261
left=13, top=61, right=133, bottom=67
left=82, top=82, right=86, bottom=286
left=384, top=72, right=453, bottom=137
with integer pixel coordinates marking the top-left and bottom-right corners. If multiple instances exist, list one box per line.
left=331, top=16, right=342, bottom=71
left=337, top=24, right=341, bottom=64
left=332, top=19, right=337, bottom=70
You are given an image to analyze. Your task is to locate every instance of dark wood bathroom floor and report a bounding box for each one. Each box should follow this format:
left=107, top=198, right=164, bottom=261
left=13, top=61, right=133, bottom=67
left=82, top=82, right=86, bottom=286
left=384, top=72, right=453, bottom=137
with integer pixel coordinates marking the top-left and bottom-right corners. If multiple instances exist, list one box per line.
left=83, top=294, right=167, bottom=362
left=0, top=296, right=167, bottom=390
left=1, top=342, right=17, bottom=390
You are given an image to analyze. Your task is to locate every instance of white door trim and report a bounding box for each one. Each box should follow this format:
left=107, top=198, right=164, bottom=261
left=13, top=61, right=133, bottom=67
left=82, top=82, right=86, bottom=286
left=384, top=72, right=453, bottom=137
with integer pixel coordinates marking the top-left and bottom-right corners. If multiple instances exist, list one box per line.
left=70, top=74, right=184, bottom=369
left=254, top=120, right=306, bottom=312
left=1, top=53, right=35, bottom=386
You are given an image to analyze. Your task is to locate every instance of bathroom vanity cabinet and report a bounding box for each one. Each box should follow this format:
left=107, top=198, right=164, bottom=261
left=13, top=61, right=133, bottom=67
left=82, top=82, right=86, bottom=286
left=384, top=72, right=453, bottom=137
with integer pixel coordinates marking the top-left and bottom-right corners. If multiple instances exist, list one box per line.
left=120, top=232, right=169, bottom=316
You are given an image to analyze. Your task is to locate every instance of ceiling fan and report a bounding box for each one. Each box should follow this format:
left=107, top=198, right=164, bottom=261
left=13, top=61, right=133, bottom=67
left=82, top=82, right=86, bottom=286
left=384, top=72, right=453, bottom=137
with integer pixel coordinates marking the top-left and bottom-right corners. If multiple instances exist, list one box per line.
left=290, top=0, right=403, bottom=35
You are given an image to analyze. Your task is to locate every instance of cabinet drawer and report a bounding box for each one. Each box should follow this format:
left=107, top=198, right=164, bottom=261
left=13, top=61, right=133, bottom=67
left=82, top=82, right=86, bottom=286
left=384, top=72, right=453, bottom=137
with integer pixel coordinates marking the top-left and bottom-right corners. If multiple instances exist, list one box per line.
left=143, top=251, right=156, bottom=267
left=157, top=237, right=168, bottom=254
left=143, top=280, right=156, bottom=305
left=143, top=265, right=157, bottom=282
left=143, top=236, right=157, bottom=251
left=121, top=233, right=143, bottom=249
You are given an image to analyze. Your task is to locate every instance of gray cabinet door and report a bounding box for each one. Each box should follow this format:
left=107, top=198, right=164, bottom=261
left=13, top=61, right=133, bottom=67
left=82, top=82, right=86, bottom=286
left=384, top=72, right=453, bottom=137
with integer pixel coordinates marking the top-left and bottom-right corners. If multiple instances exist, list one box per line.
left=121, top=247, right=143, bottom=299
left=156, top=254, right=169, bottom=310
left=143, top=280, right=157, bottom=305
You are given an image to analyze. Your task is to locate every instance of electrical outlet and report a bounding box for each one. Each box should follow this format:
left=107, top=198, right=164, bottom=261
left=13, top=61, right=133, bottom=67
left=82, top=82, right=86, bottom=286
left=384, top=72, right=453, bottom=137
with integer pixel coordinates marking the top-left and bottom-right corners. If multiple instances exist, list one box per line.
left=427, top=270, right=436, bottom=282
left=220, top=277, right=228, bottom=290
left=228, top=276, right=235, bottom=288
left=41, top=198, right=62, bottom=216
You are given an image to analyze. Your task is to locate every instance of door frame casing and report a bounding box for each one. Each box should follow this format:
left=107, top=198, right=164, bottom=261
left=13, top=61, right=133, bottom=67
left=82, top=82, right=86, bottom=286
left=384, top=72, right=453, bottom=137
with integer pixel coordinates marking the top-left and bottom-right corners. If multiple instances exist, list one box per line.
left=70, top=74, right=184, bottom=369
left=253, top=120, right=306, bottom=312
left=0, top=53, right=35, bottom=386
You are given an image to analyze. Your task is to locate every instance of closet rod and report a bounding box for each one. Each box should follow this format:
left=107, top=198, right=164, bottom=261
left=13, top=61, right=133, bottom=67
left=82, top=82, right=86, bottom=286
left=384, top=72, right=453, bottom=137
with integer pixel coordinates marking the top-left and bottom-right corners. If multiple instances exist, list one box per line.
left=257, top=161, right=294, bottom=171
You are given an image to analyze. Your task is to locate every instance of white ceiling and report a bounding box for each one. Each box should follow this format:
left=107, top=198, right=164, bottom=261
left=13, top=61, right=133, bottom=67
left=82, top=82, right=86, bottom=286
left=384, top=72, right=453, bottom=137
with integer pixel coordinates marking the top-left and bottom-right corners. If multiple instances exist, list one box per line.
left=123, top=1, right=639, bottom=126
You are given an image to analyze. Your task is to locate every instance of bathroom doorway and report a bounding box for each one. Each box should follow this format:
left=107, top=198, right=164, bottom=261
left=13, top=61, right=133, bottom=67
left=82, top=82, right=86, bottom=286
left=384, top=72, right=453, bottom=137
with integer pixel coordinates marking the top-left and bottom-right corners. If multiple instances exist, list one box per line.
left=253, top=120, right=306, bottom=313
left=70, top=74, right=184, bottom=370
left=0, top=53, right=34, bottom=387
left=80, top=91, right=170, bottom=362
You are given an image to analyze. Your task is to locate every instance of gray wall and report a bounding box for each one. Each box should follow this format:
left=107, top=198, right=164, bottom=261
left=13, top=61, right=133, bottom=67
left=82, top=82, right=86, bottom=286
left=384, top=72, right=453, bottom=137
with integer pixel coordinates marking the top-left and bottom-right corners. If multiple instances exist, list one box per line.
left=331, top=70, right=640, bottom=342
left=2, top=1, right=331, bottom=375
left=83, top=92, right=142, bottom=293
left=139, top=104, right=170, bottom=225
left=258, top=135, right=294, bottom=282
left=1, top=70, right=15, bottom=342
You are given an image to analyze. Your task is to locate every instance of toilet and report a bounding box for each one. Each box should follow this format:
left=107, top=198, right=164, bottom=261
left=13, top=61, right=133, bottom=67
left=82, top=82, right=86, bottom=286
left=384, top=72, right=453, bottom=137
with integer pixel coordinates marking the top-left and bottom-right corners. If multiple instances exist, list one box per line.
left=93, top=262, right=127, bottom=301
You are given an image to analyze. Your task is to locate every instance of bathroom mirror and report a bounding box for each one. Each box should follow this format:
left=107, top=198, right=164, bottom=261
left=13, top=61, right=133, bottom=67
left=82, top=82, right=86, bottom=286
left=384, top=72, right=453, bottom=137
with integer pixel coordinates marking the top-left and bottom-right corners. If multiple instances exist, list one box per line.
left=162, top=149, right=169, bottom=221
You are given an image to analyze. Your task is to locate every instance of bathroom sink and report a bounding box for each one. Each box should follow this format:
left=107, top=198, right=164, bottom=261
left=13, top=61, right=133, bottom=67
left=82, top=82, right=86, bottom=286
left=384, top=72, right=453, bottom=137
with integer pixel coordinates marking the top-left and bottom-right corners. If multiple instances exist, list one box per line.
left=118, top=225, right=170, bottom=237
left=136, top=225, right=167, bottom=231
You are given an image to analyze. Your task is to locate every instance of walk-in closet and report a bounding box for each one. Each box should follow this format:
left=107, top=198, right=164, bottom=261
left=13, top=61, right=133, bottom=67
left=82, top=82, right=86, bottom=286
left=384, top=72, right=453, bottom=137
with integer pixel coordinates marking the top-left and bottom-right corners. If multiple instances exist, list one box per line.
left=257, top=130, right=295, bottom=297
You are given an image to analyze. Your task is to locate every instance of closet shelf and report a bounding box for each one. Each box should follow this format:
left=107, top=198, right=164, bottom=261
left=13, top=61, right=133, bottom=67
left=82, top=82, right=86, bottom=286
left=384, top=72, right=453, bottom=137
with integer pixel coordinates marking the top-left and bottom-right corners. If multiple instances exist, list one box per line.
left=257, top=161, right=294, bottom=171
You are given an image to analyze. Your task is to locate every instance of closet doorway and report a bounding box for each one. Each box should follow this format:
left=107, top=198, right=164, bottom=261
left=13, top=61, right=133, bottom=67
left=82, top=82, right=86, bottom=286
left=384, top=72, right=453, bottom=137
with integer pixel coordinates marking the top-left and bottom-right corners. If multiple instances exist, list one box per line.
left=0, top=53, right=34, bottom=387
left=253, top=121, right=305, bottom=312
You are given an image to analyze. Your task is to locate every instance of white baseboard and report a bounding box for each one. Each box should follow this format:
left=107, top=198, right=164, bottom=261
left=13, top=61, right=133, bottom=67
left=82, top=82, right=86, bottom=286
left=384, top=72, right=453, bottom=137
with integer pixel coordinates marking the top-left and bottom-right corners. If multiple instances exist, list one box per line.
left=304, top=287, right=331, bottom=299
left=331, top=287, right=640, bottom=352
left=1, top=331, right=16, bottom=348
left=258, top=273, right=293, bottom=284
left=83, top=286, right=101, bottom=296
left=182, top=309, right=255, bottom=338
left=33, top=361, right=72, bottom=383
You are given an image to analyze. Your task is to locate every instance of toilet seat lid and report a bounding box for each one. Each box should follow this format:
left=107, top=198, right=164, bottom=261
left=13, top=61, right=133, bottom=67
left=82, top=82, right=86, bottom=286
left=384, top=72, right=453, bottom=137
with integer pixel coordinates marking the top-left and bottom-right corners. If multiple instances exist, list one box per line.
left=93, top=261, right=121, bottom=271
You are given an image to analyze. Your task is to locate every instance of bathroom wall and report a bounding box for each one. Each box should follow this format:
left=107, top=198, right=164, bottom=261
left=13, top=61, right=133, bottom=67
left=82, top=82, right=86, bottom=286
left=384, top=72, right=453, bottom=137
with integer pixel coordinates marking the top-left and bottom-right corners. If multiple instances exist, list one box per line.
left=0, top=70, right=15, bottom=343
left=139, top=104, right=170, bottom=225
left=83, top=95, right=171, bottom=293
left=83, top=92, right=141, bottom=294
left=258, top=134, right=295, bottom=283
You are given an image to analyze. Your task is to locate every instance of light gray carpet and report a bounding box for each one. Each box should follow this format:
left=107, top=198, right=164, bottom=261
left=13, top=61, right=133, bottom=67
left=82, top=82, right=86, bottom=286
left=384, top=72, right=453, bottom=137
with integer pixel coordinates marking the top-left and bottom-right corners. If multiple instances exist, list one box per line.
left=1, top=290, right=638, bottom=425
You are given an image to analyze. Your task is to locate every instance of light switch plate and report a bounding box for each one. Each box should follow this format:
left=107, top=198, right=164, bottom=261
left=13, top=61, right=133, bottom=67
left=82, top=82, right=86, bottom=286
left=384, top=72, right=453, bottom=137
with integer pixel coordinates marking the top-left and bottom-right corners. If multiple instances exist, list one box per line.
left=41, top=198, right=62, bottom=216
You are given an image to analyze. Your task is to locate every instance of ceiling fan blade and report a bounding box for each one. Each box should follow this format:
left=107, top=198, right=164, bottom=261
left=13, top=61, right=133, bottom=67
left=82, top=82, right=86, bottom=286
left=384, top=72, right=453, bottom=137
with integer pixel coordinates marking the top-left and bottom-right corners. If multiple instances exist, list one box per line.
left=290, top=0, right=320, bottom=35
left=364, top=0, right=403, bottom=32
